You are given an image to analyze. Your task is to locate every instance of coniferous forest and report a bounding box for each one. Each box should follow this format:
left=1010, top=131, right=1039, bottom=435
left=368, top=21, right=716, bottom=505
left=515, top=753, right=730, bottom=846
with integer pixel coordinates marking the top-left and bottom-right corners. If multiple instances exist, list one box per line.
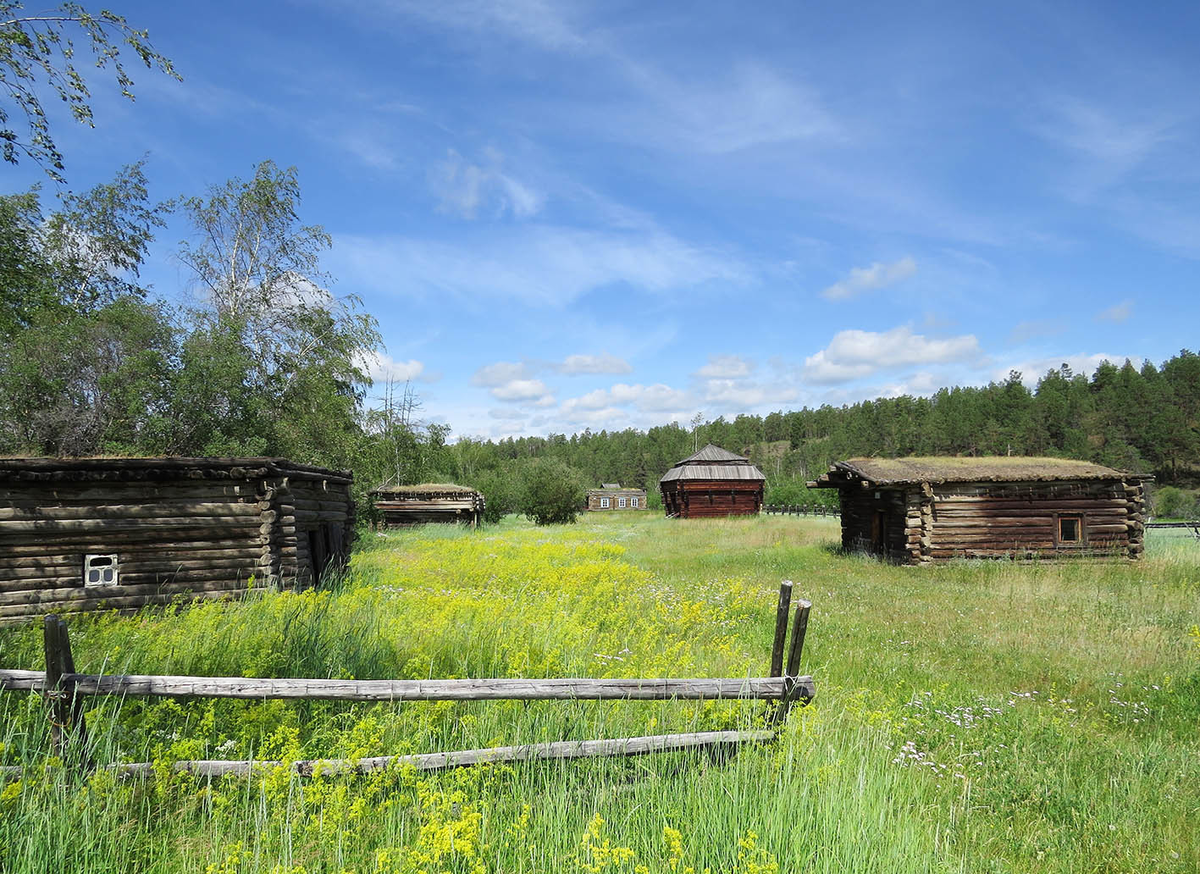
left=2, top=163, right=1198, bottom=520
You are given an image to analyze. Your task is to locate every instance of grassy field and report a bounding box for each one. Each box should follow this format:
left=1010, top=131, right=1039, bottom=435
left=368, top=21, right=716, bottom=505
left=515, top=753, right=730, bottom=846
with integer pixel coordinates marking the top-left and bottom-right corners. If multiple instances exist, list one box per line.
left=1, top=514, right=1197, bottom=873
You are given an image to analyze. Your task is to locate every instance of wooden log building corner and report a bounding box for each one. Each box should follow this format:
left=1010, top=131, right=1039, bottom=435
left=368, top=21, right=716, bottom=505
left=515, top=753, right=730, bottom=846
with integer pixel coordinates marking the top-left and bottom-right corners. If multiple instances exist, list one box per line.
left=810, top=457, right=1148, bottom=563
left=0, top=457, right=354, bottom=624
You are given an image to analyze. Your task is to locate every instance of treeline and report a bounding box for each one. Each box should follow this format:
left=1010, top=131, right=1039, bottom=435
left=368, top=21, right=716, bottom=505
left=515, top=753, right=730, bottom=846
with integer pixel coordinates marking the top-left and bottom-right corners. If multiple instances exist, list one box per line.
left=435, top=353, right=1200, bottom=518
left=3, top=160, right=1198, bottom=521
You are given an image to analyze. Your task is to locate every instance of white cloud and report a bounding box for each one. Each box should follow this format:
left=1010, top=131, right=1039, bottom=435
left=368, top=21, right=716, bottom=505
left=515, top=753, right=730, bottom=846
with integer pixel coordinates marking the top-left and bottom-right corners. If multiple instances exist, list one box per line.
left=332, top=225, right=746, bottom=307
left=490, top=378, right=554, bottom=404
left=821, top=256, right=917, bottom=301
left=1096, top=300, right=1133, bottom=324
left=615, top=61, right=840, bottom=155
left=694, top=354, right=753, bottom=379
left=431, top=149, right=544, bottom=220
left=560, top=382, right=693, bottom=418
left=361, top=352, right=427, bottom=383
left=803, top=326, right=982, bottom=384
left=556, top=353, right=633, bottom=375
left=993, top=353, right=1129, bottom=387
left=471, top=361, right=531, bottom=387
left=701, top=379, right=796, bottom=408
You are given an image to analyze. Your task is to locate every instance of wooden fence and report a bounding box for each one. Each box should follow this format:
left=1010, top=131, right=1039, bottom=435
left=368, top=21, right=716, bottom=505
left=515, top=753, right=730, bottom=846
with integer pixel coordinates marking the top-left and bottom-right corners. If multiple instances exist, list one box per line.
left=763, top=504, right=840, bottom=517
left=0, top=583, right=814, bottom=777
left=1146, top=520, right=1200, bottom=540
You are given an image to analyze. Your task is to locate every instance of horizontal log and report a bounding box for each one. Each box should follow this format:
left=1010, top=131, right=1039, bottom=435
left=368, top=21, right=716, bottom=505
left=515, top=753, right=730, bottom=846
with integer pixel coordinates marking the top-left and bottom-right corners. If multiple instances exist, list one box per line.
left=0, top=484, right=259, bottom=503
left=0, top=502, right=260, bottom=522
left=0, top=588, right=261, bottom=621
left=0, top=671, right=812, bottom=702
left=933, top=498, right=1127, bottom=510
left=291, top=510, right=349, bottom=523
left=0, top=575, right=262, bottom=604
left=0, top=545, right=264, bottom=570
left=0, top=516, right=263, bottom=535
left=0, top=730, right=776, bottom=781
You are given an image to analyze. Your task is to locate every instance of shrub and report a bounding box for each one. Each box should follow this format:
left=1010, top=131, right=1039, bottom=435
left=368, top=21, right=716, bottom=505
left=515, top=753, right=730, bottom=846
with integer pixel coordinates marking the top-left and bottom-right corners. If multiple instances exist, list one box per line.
left=470, top=468, right=518, bottom=524
left=1152, top=486, right=1195, bottom=519
left=518, top=458, right=587, bottom=525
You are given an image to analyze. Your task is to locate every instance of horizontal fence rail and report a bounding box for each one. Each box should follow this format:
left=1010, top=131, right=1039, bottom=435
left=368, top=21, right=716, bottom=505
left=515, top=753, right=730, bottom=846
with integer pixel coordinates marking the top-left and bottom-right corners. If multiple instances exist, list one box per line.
left=0, top=730, right=777, bottom=781
left=0, top=671, right=814, bottom=702
left=2, top=589, right=815, bottom=778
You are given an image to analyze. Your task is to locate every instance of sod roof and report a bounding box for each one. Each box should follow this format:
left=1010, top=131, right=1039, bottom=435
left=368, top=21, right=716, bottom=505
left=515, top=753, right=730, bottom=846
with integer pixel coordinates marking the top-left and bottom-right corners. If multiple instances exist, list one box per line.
left=370, top=483, right=481, bottom=496
left=815, top=456, right=1137, bottom=487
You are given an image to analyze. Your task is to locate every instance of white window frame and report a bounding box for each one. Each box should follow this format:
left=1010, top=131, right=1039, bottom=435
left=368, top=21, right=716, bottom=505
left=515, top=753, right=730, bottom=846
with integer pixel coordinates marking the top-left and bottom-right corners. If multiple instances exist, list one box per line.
left=600, top=497, right=610, bottom=508
left=630, top=496, right=639, bottom=508
left=84, top=554, right=119, bottom=587
left=618, top=497, right=627, bottom=508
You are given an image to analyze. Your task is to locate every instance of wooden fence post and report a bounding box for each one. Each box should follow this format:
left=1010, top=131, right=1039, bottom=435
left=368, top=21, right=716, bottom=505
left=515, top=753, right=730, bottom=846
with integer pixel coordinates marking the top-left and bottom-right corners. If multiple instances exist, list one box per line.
left=769, top=580, right=793, bottom=678
left=42, top=615, right=89, bottom=768
left=771, top=597, right=812, bottom=725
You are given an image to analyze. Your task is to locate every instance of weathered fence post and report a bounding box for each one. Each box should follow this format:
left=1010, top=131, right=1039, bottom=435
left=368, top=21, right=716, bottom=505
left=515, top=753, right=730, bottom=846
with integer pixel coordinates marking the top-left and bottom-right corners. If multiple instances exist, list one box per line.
left=771, top=597, right=812, bottom=725
left=42, top=615, right=89, bottom=768
left=769, top=580, right=793, bottom=678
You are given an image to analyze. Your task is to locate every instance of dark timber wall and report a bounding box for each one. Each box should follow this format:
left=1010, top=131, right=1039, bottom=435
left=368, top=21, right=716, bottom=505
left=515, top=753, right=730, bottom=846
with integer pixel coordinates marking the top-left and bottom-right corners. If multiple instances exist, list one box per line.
left=660, top=480, right=764, bottom=518
left=0, top=458, right=354, bottom=624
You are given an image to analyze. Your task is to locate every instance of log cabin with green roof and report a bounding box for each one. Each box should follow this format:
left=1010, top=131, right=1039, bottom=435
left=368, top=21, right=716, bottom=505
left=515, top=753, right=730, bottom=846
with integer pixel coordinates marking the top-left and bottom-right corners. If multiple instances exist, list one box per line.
left=811, top=457, right=1148, bottom=564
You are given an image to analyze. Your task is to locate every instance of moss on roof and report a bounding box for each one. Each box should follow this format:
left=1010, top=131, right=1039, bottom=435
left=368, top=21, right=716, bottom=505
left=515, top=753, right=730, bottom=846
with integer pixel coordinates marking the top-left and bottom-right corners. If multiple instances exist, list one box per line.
left=371, top=483, right=480, bottom=495
left=819, top=456, right=1137, bottom=486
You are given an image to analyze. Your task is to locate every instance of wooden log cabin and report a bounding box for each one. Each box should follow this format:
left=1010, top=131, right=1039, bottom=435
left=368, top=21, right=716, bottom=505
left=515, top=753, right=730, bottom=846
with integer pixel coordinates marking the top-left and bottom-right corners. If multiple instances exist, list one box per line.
left=810, top=457, right=1147, bottom=564
left=586, top=484, right=648, bottom=511
left=0, top=457, right=354, bottom=624
left=370, top=484, right=485, bottom=527
left=659, top=445, right=765, bottom=518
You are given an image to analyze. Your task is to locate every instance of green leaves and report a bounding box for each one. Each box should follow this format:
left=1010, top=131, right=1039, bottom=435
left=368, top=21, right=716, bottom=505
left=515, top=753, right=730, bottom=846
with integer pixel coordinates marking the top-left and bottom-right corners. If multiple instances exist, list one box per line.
left=0, top=2, right=179, bottom=181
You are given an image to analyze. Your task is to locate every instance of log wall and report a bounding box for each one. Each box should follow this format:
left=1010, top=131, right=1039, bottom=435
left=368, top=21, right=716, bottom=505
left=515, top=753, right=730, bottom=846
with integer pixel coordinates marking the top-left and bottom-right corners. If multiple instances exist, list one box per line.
left=0, top=459, right=353, bottom=623
left=924, top=479, right=1143, bottom=562
left=661, top=480, right=764, bottom=519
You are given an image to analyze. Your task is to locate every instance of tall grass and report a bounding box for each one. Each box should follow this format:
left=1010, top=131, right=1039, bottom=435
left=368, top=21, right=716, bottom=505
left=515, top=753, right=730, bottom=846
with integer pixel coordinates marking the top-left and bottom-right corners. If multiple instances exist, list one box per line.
left=0, top=515, right=1196, bottom=872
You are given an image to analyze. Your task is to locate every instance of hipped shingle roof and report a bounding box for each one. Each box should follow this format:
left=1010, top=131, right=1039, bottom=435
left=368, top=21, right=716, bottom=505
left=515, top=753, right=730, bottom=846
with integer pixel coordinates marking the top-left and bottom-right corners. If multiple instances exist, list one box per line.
left=659, top=444, right=766, bottom=483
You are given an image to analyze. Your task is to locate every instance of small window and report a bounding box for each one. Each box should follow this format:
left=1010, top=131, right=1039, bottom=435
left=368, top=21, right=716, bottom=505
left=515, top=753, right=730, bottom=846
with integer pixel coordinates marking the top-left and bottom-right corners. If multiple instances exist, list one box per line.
left=83, top=554, right=119, bottom=587
left=600, top=497, right=610, bottom=508
left=630, top=496, right=639, bottom=508
left=1059, top=516, right=1082, bottom=544
left=618, top=497, right=627, bottom=508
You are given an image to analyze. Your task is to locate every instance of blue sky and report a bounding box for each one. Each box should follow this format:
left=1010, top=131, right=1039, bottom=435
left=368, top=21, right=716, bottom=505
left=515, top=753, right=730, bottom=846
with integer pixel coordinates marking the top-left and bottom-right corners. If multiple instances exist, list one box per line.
left=6, top=0, right=1199, bottom=439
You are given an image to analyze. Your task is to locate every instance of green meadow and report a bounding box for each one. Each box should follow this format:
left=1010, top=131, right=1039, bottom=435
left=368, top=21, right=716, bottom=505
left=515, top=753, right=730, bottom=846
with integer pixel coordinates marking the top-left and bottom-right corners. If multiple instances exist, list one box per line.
left=1, top=515, right=1197, bottom=873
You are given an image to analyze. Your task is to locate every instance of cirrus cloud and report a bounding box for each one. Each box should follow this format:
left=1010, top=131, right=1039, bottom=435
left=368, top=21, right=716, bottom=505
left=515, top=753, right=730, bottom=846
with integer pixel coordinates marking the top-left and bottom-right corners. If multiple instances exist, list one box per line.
left=821, top=256, right=917, bottom=301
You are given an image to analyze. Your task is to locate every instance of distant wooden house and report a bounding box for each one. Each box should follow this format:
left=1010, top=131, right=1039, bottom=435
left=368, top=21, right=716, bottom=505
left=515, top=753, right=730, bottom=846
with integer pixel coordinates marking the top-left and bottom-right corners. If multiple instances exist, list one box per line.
left=0, top=457, right=354, bottom=624
left=371, top=484, right=485, bottom=527
left=810, top=457, right=1148, bottom=564
left=586, top=484, right=648, bottom=511
left=659, top=445, right=765, bottom=518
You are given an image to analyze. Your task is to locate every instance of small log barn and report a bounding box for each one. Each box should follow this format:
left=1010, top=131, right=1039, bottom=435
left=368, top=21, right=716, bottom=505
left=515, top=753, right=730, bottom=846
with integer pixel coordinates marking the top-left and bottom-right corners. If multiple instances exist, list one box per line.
left=0, top=457, right=354, bottom=624
left=659, top=445, right=765, bottom=518
left=370, top=484, right=485, bottom=527
left=810, top=457, right=1147, bottom=564
left=586, top=484, right=648, bottom=511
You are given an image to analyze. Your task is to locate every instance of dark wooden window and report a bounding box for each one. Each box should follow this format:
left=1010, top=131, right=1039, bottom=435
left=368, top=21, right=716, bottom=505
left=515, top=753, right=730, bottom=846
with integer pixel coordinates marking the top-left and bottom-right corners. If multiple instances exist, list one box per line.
left=1058, top=515, right=1082, bottom=544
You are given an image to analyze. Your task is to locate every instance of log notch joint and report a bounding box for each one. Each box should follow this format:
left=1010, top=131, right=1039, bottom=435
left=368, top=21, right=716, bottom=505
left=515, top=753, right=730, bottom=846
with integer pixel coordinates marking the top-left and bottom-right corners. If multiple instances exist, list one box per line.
left=0, top=457, right=354, bottom=623
left=658, top=445, right=765, bottom=519
left=810, top=456, right=1149, bottom=564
